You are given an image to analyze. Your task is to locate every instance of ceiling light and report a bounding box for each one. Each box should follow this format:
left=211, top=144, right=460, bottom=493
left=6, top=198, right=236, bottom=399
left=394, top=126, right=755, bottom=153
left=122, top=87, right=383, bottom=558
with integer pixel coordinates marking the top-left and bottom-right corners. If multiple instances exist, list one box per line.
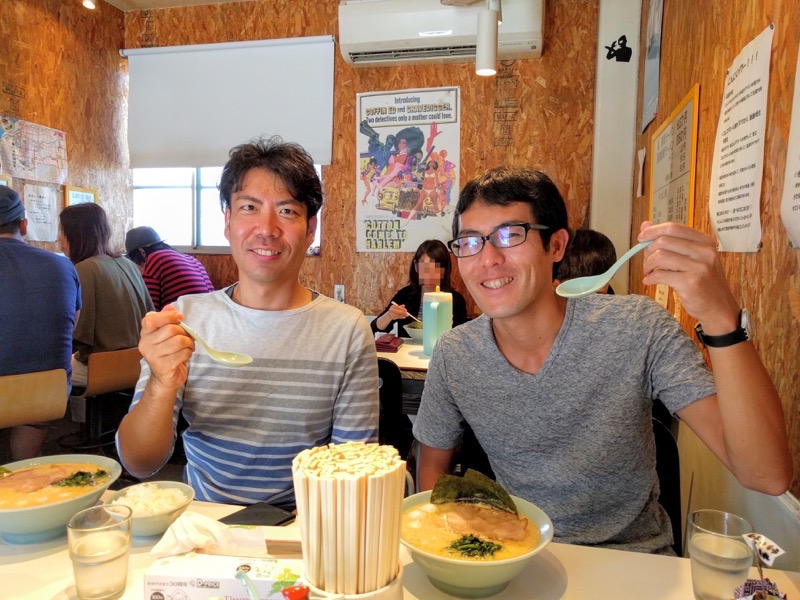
left=83, top=0, right=96, bottom=9
left=476, top=8, right=499, bottom=76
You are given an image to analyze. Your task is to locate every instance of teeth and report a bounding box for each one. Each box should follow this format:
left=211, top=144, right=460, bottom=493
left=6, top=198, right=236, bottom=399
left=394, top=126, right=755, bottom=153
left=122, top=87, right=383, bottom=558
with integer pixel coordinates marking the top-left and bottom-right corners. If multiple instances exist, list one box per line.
left=253, top=249, right=279, bottom=256
left=483, top=278, right=512, bottom=289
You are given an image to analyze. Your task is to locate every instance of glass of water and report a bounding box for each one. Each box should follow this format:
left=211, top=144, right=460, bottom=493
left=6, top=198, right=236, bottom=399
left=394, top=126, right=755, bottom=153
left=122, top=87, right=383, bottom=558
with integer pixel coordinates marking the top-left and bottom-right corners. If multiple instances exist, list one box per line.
left=687, top=509, right=753, bottom=600
left=68, top=505, right=132, bottom=600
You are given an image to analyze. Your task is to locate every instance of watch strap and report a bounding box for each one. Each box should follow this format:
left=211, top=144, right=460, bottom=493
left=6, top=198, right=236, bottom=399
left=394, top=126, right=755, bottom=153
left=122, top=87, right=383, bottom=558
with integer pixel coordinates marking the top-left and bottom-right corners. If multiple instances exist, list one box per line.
left=694, top=310, right=750, bottom=348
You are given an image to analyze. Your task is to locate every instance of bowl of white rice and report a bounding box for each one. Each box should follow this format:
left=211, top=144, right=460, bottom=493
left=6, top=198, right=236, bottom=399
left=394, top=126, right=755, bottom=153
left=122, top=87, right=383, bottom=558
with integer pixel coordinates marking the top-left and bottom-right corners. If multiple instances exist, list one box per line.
left=105, top=481, right=194, bottom=538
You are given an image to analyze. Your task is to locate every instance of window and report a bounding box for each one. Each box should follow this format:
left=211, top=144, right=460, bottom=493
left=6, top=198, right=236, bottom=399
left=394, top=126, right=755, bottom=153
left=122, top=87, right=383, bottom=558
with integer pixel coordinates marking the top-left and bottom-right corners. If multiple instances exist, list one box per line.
left=132, top=167, right=322, bottom=254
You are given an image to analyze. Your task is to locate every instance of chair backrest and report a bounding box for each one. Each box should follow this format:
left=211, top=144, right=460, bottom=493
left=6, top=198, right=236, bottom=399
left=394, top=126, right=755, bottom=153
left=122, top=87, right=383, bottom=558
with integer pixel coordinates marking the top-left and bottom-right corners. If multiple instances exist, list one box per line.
left=377, top=358, right=413, bottom=458
left=0, top=369, right=68, bottom=428
left=653, top=417, right=682, bottom=555
left=81, top=348, right=142, bottom=397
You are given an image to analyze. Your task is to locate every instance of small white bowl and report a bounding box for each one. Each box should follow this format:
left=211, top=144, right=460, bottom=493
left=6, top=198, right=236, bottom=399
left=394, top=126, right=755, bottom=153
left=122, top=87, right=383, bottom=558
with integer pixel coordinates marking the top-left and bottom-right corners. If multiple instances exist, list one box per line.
left=404, top=327, right=424, bottom=342
left=104, top=480, right=194, bottom=538
left=401, top=491, right=554, bottom=598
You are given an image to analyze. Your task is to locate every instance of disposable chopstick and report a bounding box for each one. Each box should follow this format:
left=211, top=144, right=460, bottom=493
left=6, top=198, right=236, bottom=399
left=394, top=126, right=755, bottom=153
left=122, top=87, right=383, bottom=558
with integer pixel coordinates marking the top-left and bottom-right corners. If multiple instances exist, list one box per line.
left=308, top=473, right=322, bottom=587
left=364, top=473, right=384, bottom=592
left=335, top=475, right=346, bottom=594
left=264, top=539, right=303, bottom=558
left=321, top=476, right=337, bottom=592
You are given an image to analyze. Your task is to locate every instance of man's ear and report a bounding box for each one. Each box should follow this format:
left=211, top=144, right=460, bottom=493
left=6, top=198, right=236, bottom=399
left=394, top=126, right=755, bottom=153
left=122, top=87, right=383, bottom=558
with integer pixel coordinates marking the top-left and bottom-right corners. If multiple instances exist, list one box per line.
left=550, top=228, right=570, bottom=261
left=18, top=219, right=28, bottom=236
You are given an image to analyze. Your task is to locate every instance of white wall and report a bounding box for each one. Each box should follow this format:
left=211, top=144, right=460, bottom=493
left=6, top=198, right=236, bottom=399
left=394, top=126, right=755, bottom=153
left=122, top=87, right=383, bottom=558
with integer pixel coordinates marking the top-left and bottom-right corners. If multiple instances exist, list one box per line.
left=678, top=423, right=800, bottom=571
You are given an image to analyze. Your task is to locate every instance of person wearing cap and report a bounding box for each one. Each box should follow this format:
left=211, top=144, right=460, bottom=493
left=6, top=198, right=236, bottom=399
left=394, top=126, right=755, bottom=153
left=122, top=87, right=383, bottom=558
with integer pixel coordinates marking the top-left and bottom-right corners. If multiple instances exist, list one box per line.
left=0, top=186, right=81, bottom=460
left=59, top=203, right=154, bottom=387
left=125, top=226, right=214, bottom=311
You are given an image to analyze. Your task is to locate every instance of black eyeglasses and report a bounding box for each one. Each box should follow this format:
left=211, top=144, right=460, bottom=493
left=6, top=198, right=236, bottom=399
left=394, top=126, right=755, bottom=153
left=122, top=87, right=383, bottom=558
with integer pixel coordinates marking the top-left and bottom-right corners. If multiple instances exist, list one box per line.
left=447, top=223, right=549, bottom=258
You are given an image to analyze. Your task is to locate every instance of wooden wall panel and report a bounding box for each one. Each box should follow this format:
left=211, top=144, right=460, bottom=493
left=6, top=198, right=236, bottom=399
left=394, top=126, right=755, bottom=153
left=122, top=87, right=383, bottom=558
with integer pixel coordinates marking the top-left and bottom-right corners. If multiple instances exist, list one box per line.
left=123, top=0, right=598, bottom=318
left=1, top=1, right=129, bottom=251
left=633, top=1, right=800, bottom=497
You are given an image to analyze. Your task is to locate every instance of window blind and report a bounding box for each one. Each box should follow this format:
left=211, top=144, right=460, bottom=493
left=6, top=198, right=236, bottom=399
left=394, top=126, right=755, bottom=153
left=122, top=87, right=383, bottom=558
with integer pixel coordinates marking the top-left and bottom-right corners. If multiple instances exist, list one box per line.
left=123, top=36, right=334, bottom=168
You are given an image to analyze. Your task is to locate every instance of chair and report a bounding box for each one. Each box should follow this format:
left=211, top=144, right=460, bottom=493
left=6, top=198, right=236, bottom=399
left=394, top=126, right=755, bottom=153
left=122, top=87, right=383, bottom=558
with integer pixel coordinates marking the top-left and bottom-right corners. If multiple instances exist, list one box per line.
left=377, top=358, right=414, bottom=460
left=453, top=424, right=495, bottom=480
left=653, top=417, right=682, bottom=555
left=0, top=369, right=68, bottom=429
left=61, top=348, right=142, bottom=452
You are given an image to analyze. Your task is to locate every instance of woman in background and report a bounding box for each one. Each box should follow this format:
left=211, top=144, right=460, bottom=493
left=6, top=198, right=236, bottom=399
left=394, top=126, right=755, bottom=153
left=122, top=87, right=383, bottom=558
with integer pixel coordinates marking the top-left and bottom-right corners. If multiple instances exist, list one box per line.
left=59, top=203, right=154, bottom=387
left=372, top=239, right=468, bottom=337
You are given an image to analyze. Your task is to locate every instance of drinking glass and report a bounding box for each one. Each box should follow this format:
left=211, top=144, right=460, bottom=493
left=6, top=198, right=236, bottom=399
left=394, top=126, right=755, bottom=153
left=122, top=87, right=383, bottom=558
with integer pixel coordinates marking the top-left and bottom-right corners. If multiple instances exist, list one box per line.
left=68, top=505, right=132, bottom=600
left=687, top=509, right=753, bottom=600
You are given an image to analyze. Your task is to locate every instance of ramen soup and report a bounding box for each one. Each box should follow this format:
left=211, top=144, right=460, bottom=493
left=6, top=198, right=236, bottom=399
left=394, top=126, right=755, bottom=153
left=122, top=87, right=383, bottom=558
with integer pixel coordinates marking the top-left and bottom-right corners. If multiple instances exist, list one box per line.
left=0, top=463, right=110, bottom=509
left=401, top=501, right=539, bottom=561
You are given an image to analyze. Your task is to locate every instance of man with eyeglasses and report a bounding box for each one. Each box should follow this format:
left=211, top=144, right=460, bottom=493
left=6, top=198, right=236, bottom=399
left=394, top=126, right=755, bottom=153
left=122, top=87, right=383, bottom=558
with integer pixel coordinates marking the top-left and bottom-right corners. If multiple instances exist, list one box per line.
left=412, top=166, right=791, bottom=554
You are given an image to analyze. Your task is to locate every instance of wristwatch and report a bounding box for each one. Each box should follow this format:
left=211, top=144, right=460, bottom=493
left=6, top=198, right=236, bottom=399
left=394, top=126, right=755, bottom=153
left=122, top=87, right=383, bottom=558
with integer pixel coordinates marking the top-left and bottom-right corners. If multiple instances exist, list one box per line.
left=694, top=309, right=752, bottom=348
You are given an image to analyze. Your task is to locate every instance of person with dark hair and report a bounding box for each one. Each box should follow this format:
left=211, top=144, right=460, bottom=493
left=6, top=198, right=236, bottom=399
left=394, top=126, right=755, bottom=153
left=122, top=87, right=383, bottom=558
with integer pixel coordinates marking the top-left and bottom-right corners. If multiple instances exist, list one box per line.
left=58, top=203, right=154, bottom=387
left=371, top=239, right=468, bottom=338
left=125, top=226, right=214, bottom=310
left=118, top=136, right=379, bottom=508
left=0, top=187, right=81, bottom=460
left=556, top=228, right=618, bottom=294
left=413, top=166, right=791, bottom=554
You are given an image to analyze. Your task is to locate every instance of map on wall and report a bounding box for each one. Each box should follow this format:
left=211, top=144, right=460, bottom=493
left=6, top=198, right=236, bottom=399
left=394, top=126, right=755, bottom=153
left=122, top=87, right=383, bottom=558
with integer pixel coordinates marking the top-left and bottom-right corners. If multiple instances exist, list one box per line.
left=0, top=115, right=68, bottom=185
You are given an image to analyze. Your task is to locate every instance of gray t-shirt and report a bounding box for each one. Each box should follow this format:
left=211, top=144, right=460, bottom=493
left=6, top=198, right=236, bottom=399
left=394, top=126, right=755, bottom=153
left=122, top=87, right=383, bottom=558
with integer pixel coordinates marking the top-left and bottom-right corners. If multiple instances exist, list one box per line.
left=413, top=293, right=715, bottom=553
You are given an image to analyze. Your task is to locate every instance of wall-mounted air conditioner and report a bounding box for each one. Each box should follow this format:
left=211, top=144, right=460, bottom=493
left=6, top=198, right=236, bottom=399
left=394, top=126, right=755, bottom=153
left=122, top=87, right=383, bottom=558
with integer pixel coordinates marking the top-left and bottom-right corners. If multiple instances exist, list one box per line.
left=338, top=0, right=544, bottom=67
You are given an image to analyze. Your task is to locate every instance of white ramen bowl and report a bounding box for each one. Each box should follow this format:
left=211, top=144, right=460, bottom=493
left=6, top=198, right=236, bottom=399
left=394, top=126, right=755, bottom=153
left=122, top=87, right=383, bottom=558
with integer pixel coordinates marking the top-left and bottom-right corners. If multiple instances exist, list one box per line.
left=404, top=326, right=424, bottom=342
left=104, top=480, right=194, bottom=538
left=0, top=454, right=121, bottom=544
left=400, top=490, right=554, bottom=598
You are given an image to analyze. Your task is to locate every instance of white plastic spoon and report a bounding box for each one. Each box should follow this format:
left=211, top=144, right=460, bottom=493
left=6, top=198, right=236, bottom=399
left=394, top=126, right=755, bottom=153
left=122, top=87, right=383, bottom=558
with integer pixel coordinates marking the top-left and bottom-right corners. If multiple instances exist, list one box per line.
left=179, top=322, right=253, bottom=367
left=556, top=240, right=653, bottom=298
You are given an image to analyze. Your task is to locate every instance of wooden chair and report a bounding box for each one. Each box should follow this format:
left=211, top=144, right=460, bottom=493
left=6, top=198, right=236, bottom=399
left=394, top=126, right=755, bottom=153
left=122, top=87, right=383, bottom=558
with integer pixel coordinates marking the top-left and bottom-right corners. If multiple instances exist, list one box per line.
left=0, top=369, right=68, bottom=429
left=61, top=348, right=142, bottom=451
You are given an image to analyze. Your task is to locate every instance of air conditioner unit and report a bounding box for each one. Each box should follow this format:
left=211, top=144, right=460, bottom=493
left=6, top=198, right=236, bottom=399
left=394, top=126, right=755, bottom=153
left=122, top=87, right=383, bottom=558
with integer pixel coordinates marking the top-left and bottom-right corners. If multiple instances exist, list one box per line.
left=338, top=0, right=544, bottom=67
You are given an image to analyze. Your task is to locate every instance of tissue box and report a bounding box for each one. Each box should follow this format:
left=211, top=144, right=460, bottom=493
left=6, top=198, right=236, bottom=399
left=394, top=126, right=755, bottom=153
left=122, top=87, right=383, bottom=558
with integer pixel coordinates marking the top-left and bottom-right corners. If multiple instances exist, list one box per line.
left=144, top=552, right=304, bottom=600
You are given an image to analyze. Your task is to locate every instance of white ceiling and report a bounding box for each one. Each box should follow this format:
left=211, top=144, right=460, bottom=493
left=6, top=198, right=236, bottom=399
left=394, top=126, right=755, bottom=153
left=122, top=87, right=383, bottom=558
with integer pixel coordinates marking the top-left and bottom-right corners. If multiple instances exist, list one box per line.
left=102, top=0, right=249, bottom=11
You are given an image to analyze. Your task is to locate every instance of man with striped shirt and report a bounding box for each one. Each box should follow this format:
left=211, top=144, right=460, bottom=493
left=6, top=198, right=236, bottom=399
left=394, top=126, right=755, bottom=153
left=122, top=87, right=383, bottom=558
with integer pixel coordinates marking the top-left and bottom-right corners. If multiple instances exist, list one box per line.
left=124, top=226, right=215, bottom=310
left=118, top=137, right=379, bottom=508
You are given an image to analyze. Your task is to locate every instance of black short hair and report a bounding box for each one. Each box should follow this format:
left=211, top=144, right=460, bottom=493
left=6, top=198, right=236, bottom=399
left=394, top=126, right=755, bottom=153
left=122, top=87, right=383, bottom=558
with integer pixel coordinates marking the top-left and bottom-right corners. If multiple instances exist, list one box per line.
left=218, top=136, right=323, bottom=221
left=453, top=167, right=570, bottom=278
left=557, top=229, right=617, bottom=282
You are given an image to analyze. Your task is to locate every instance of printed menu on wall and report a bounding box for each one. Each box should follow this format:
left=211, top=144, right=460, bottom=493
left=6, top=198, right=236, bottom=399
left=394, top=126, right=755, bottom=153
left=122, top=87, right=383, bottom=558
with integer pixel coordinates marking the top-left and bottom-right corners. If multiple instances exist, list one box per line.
left=23, top=184, right=58, bottom=242
left=708, top=24, right=773, bottom=252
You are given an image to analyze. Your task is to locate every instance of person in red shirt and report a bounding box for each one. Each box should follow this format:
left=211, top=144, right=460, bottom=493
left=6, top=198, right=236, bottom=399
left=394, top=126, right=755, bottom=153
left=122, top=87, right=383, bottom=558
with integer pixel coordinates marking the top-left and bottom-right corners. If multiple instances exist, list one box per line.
left=125, top=226, right=214, bottom=310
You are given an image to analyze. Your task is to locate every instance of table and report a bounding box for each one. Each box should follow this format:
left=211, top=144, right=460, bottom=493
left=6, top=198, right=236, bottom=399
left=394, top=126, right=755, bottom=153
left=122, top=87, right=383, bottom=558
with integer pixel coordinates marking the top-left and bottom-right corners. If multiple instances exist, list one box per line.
left=3, top=499, right=799, bottom=599
left=377, top=339, right=430, bottom=372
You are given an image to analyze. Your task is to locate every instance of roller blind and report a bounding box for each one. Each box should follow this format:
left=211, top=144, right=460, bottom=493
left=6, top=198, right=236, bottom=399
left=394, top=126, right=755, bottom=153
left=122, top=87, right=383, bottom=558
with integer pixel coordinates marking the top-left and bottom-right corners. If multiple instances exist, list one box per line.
left=123, top=36, right=334, bottom=168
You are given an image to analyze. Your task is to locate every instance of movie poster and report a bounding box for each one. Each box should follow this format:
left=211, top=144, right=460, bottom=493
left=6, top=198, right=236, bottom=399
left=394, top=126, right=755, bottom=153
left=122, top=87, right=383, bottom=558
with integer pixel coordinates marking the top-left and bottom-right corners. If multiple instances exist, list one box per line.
left=356, top=87, right=460, bottom=252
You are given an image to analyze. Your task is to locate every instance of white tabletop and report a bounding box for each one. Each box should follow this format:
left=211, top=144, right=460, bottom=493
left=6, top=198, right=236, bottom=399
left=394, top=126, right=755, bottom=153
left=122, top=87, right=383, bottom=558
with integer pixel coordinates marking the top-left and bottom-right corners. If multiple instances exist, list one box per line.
left=377, top=340, right=430, bottom=372
left=3, top=499, right=799, bottom=599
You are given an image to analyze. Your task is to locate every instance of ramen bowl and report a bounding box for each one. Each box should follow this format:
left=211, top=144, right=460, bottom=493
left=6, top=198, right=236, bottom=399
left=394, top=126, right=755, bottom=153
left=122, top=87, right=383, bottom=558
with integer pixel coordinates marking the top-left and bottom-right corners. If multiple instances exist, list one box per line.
left=400, top=491, right=553, bottom=598
left=0, top=454, right=121, bottom=544
left=404, top=324, right=424, bottom=342
left=104, top=480, right=194, bottom=537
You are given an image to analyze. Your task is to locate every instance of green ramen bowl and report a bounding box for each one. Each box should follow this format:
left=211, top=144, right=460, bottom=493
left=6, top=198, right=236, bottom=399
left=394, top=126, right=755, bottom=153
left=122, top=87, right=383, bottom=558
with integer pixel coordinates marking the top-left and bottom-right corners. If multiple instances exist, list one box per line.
left=0, top=454, right=121, bottom=544
left=401, top=490, right=554, bottom=598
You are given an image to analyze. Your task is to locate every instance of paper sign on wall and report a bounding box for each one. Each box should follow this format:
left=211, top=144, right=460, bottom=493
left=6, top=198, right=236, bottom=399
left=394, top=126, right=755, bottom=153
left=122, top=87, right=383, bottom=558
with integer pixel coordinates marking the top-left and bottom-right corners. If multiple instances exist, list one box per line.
left=23, top=184, right=58, bottom=242
left=708, top=24, right=773, bottom=252
left=780, top=42, right=800, bottom=248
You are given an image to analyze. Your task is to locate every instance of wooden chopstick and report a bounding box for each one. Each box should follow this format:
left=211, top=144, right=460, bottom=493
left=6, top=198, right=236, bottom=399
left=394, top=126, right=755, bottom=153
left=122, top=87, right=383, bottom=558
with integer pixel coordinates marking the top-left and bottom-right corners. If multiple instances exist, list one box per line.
left=265, top=538, right=303, bottom=558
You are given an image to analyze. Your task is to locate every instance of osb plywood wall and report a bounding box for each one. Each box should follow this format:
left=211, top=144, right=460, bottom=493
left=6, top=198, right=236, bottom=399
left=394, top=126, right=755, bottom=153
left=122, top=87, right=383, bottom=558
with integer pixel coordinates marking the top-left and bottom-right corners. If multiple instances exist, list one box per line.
left=631, top=1, right=800, bottom=498
left=122, top=0, right=597, bottom=318
left=1, top=1, right=130, bottom=251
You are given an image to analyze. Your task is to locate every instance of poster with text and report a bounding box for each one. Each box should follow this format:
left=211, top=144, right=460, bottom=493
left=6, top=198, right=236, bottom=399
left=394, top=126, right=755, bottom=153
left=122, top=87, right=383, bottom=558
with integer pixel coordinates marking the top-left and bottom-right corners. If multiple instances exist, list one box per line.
left=356, top=87, right=460, bottom=252
left=23, top=184, right=58, bottom=242
left=709, top=24, right=773, bottom=252
left=780, top=42, right=800, bottom=248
